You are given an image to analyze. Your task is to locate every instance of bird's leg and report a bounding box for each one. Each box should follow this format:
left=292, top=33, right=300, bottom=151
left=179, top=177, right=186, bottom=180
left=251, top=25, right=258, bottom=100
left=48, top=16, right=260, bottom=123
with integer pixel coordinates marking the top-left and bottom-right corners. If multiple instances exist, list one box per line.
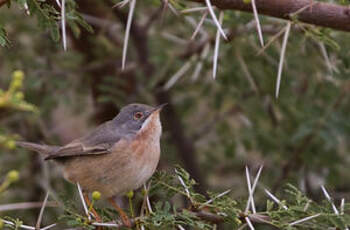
left=108, top=197, right=131, bottom=228
left=83, top=193, right=102, bottom=223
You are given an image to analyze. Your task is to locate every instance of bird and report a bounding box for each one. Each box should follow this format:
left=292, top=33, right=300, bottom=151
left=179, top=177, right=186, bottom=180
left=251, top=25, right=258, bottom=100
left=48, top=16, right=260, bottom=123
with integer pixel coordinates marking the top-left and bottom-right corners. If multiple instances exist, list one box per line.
left=17, top=103, right=166, bottom=227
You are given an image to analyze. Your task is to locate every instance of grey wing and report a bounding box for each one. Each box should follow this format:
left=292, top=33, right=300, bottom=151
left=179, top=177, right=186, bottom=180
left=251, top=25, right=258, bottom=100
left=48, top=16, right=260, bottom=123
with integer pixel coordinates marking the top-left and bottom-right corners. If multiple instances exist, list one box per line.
left=45, top=120, right=123, bottom=160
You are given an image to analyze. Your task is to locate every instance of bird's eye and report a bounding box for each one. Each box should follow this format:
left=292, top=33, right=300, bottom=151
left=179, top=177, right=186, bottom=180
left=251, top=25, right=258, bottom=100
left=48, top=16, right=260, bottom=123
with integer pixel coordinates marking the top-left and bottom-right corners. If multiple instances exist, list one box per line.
left=133, top=112, right=144, bottom=120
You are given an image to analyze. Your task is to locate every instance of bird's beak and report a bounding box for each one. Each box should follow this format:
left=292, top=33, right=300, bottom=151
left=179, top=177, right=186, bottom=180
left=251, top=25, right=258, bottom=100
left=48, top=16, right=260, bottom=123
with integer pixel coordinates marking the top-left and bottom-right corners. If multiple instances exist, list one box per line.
left=152, top=103, right=168, bottom=113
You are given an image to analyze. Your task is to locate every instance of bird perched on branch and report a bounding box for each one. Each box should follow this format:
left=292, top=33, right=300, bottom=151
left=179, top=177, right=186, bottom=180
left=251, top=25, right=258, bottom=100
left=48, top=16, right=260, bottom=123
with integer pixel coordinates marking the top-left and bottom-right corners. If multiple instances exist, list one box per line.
left=17, top=103, right=166, bottom=227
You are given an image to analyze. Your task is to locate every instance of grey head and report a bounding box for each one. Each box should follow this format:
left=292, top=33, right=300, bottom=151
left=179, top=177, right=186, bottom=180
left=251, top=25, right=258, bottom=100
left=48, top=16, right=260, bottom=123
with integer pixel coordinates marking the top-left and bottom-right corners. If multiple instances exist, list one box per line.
left=113, top=103, right=166, bottom=135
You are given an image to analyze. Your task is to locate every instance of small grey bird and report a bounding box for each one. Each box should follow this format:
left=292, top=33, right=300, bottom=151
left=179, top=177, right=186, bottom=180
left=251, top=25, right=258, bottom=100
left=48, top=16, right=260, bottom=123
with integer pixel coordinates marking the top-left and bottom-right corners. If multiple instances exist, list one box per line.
left=18, top=103, right=166, bottom=226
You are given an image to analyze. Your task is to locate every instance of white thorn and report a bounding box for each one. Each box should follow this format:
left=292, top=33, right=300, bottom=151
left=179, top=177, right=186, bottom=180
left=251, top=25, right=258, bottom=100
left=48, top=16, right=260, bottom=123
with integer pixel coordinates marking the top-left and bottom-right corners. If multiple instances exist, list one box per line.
left=55, top=0, right=61, bottom=7
left=340, top=198, right=345, bottom=215
left=251, top=0, right=264, bottom=47
left=245, top=165, right=263, bottom=213
left=245, top=217, right=255, bottom=230
left=275, top=21, right=291, bottom=98
left=36, top=192, right=49, bottom=229
left=175, top=169, right=191, bottom=198
left=318, top=42, right=334, bottom=75
left=204, top=0, right=227, bottom=40
left=303, top=200, right=311, bottom=212
left=61, top=0, right=67, bottom=51
left=199, top=189, right=231, bottom=208
left=41, top=223, right=58, bottom=230
left=122, top=0, right=136, bottom=70
left=77, top=183, right=91, bottom=220
left=191, top=10, right=208, bottom=40
left=1, top=220, right=36, bottom=230
left=144, top=184, right=153, bottom=213
left=164, top=60, right=192, bottom=90
left=321, top=185, right=339, bottom=215
left=289, top=213, right=321, bottom=226
left=265, top=189, right=288, bottom=210
left=93, top=222, right=119, bottom=227
left=113, top=0, right=130, bottom=8
left=245, top=166, right=256, bottom=213
left=181, top=7, right=208, bottom=14
left=213, top=11, right=224, bottom=79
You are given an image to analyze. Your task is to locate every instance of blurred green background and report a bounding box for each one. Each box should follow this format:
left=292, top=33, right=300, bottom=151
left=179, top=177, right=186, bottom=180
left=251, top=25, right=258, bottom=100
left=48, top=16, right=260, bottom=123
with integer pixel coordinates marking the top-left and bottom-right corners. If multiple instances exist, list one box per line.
left=1, top=0, right=350, bottom=228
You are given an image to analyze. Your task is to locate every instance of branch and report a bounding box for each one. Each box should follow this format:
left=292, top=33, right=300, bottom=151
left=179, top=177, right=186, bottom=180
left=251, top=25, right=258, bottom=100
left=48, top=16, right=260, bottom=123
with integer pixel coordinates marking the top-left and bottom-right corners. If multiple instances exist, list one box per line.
left=0, top=0, right=8, bottom=8
left=189, top=0, right=350, bottom=32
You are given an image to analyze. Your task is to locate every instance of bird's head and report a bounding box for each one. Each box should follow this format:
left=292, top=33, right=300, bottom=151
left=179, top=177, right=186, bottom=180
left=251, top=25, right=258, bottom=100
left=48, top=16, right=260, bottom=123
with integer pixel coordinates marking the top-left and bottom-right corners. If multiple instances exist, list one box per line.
left=114, top=103, right=166, bottom=136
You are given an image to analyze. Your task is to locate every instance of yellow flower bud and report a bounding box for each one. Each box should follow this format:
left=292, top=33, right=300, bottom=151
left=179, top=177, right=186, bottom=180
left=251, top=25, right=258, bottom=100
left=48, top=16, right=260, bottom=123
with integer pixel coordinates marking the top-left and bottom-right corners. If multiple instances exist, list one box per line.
left=5, top=140, right=16, bottom=150
left=0, top=219, right=4, bottom=229
left=126, top=190, right=134, bottom=199
left=11, top=80, right=22, bottom=89
left=92, top=191, right=101, bottom=200
left=234, top=218, right=242, bottom=225
left=7, top=170, right=19, bottom=183
left=12, top=70, right=24, bottom=81
left=15, top=92, right=24, bottom=100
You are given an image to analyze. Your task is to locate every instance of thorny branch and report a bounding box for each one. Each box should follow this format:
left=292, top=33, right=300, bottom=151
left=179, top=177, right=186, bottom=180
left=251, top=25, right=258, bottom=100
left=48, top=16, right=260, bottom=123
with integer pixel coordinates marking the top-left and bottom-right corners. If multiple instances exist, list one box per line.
left=189, top=0, right=350, bottom=32
left=0, top=0, right=8, bottom=7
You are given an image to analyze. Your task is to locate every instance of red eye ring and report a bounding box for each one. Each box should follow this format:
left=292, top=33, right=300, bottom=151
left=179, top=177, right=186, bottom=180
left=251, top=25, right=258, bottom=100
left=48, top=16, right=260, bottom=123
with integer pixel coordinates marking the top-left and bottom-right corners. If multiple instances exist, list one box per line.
left=133, top=112, right=144, bottom=120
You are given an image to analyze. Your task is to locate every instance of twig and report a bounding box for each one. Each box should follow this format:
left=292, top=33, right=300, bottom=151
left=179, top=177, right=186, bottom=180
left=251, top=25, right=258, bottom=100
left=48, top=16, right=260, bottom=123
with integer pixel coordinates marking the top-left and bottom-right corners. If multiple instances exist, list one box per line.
left=187, top=0, right=350, bottom=32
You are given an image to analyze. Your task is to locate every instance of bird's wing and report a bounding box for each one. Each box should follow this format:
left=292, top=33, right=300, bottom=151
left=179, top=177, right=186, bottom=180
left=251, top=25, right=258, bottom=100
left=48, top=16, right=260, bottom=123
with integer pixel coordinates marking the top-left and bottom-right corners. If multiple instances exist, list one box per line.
left=45, top=120, right=127, bottom=160
left=44, top=142, right=114, bottom=160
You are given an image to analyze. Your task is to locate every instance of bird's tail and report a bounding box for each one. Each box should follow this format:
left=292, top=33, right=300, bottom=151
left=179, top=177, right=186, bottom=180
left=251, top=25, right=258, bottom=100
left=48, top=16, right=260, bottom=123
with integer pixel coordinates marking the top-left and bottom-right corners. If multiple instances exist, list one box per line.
left=16, top=141, right=59, bottom=156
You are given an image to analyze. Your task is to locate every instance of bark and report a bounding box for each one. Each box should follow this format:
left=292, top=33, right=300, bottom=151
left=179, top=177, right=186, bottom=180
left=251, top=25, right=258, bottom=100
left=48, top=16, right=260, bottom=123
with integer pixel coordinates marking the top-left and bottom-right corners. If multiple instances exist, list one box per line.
left=189, top=0, right=350, bottom=32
